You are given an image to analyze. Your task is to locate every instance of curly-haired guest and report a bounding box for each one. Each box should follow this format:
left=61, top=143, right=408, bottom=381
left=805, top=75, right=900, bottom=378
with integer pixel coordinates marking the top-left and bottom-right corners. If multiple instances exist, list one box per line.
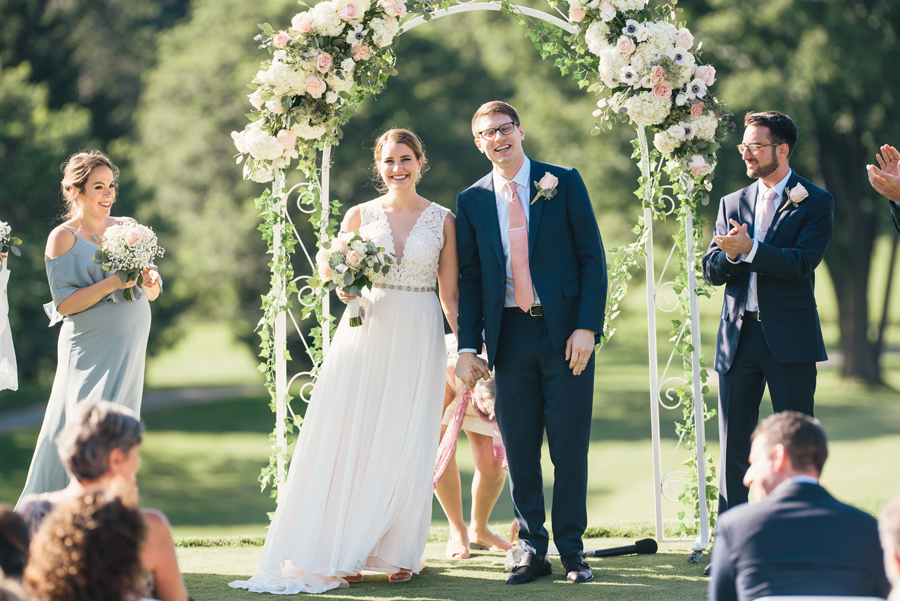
left=24, top=491, right=146, bottom=601
left=0, top=506, right=29, bottom=580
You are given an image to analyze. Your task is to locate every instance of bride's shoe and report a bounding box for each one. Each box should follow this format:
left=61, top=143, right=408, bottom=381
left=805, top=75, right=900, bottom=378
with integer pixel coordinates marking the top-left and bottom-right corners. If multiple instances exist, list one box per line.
left=446, top=536, right=471, bottom=559
left=388, top=570, right=412, bottom=583
left=343, top=573, right=364, bottom=583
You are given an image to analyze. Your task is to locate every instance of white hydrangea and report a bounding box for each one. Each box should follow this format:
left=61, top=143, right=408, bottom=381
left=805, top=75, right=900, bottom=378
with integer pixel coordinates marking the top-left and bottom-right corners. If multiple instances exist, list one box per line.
left=585, top=21, right=611, bottom=56
left=626, top=91, right=671, bottom=126
left=653, top=131, right=680, bottom=155
left=326, top=91, right=339, bottom=104
left=242, top=121, right=285, bottom=161
left=257, top=60, right=307, bottom=97
left=341, top=58, right=356, bottom=73
left=569, top=0, right=587, bottom=9
left=640, top=21, right=676, bottom=58
left=246, top=160, right=275, bottom=183
left=615, top=0, right=648, bottom=9
left=598, top=44, right=629, bottom=88
left=327, top=69, right=355, bottom=93
left=669, top=54, right=696, bottom=87
left=291, top=119, right=328, bottom=140
left=370, top=17, right=400, bottom=47
left=311, top=1, right=344, bottom=37
left=691, top=114, right=718, bottom=141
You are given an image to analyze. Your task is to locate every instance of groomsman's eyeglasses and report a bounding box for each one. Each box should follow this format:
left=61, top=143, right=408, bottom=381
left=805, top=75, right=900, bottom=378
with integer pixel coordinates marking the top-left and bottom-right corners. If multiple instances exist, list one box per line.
left=477, top=122, right=518, bottom=140
left=737, top=143, right=780, bottom=154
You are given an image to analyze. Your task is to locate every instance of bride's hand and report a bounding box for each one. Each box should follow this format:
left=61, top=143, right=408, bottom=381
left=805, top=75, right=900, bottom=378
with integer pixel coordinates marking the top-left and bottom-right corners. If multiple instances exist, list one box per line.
left=336, top=289, right=358, bottom=304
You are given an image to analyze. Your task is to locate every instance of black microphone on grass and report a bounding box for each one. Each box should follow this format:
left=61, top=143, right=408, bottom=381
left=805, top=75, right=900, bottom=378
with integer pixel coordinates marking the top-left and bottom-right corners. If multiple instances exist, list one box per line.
left=587, top=538, right=658, bottom=558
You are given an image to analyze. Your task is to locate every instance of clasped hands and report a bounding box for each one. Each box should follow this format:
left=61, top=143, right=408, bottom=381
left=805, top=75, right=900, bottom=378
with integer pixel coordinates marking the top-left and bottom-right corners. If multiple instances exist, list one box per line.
left=108, top=266, right=160, bottom=290
left=714, top=219, right=754, bottom=261
left=867, top=144, right=900, bottom=203
left=454, top=328, right=596, bottom=391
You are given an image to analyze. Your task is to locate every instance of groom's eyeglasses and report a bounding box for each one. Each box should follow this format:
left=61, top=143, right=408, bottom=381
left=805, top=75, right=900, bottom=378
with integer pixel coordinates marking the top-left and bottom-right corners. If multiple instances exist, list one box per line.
left=477, top=122, right=518, bottom=140
left=737, top=143, right=779, bottom=155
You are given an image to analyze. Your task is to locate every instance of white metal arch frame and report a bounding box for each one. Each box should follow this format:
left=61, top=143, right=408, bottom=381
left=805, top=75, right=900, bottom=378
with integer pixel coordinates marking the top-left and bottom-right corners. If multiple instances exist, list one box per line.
left=273, top=0, right=709, bottom=555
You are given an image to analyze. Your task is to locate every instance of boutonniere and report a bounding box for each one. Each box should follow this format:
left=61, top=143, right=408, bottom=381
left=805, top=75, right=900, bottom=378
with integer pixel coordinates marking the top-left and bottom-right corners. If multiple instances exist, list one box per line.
left=531, top=172, right=559, bottom=205
left=779, top=183, right=809, bottom=212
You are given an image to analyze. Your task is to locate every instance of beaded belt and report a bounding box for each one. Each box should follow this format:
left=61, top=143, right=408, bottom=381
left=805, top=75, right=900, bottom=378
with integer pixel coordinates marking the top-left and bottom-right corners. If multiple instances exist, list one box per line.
left=374, top=284, right=436, bottom=292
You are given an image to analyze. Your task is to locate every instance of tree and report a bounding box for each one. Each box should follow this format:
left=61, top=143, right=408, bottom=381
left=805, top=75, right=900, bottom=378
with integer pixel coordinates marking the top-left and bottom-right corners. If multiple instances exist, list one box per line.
left=693, top=0, right=900, bottom=383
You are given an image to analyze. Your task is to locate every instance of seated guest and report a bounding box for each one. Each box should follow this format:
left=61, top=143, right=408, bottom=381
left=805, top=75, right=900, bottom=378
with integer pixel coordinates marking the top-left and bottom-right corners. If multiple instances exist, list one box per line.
left=709, top=411, right=892, bottom=601
left=881, top=495, right=900, bottom=601
left=0, top=506, right=28, bottom=581
left=24, top=491, right=146, bottom=601
left=866, top=143, right=900, bottom=233
left=18, top=401, right=188, bottom=601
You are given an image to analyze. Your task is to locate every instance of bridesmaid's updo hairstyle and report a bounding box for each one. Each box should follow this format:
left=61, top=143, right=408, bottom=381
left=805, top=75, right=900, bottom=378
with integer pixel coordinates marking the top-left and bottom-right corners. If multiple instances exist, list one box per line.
left=59, top=150, right=119, bottom=221
left=370, top=129, right=429, bottom=193
left=56, top=401, right=144, bottom=481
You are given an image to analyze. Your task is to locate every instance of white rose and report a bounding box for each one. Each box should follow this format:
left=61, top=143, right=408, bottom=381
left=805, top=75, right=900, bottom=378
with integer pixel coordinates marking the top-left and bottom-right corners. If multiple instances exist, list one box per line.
left=667, top=124, right=687, bottom=140
left=597, top=1, right=617, bottom=21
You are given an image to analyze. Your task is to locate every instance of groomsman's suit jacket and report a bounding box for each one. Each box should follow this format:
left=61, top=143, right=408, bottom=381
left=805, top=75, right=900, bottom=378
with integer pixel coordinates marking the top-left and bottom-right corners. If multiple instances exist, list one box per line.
left=455, top=160, right=607, bottom=366
left=709, top=481, right=892, bottom=601
left=702, top=172, right=833, bottom=373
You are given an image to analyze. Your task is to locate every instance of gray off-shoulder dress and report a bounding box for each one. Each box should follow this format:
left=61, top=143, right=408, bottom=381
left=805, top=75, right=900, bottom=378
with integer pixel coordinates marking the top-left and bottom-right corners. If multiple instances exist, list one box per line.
left=15, top=226, right=151, bottom=506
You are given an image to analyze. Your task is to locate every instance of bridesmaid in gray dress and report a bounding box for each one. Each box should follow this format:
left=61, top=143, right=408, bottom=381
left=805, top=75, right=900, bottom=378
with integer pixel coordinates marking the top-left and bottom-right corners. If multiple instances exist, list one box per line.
left=15, top=150, right=161, bottom=507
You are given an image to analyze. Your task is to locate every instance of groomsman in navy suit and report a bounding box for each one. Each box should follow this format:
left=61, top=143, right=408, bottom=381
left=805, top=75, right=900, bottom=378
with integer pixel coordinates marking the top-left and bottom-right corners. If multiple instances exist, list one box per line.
left=702, top=111, right=834, bottom=517
left=455, top=101, right=607, bottom=584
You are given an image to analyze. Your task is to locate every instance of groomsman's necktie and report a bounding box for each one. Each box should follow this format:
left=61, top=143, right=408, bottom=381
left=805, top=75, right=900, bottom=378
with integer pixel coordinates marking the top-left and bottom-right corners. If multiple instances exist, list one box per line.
left=754, top=187, right=779, bottom=305
left=507, top=180, right=534, bottom=312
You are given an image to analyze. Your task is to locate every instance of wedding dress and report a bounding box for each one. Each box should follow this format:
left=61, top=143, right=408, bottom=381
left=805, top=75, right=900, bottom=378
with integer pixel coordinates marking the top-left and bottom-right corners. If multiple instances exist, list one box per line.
left=0, top=260, right=17, bottom=391
left=230, top=201, right=449, bottom=594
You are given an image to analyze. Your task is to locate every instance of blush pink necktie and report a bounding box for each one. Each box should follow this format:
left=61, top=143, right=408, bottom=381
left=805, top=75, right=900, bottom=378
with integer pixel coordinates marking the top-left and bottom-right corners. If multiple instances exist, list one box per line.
left=507, top=180, right=534, bottom=312
left=754, top=187, right=780, bottom=305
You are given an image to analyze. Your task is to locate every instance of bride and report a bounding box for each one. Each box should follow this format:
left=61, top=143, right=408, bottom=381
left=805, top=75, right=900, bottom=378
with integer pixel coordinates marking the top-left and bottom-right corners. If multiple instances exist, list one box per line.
left=230, top=129, right=459, bottom=594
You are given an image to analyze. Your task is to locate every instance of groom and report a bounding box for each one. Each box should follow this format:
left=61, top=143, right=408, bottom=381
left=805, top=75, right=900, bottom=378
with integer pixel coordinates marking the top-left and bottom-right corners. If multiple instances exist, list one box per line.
left=455, top=101, right=607, bottom=584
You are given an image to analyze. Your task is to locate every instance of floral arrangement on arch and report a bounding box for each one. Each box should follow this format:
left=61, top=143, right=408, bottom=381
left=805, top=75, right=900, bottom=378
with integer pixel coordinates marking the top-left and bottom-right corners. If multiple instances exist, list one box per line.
left=231, top=0, right=414, bottom=183
left=569, top=0, right=728, bottom=180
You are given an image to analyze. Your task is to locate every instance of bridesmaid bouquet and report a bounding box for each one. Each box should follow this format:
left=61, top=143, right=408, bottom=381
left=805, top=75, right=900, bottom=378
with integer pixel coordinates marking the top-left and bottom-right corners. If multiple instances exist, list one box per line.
left=93, top=222, right=165, bottom=301
left=311, top=231, right=394, bottom=326
left=0, top=220, right=23, bottom=257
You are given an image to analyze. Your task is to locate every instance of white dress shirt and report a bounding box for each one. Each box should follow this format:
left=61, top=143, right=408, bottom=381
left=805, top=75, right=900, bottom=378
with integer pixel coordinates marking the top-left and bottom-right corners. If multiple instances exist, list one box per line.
left=731, top=170, right=792, bottom=311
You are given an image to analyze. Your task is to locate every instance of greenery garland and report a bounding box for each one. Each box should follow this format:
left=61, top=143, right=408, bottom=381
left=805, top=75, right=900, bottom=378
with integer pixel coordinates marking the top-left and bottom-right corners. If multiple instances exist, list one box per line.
left=234, top=0, right=728, bottom=536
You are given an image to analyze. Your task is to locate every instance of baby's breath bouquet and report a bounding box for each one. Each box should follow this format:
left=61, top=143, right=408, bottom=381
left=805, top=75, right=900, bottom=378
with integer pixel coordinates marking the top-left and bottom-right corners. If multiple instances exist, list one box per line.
left=310, top=230, right=394, bottom=326
left=0, top=220, right=23, bottom=257
left=93, top=223, right=165, bottom=301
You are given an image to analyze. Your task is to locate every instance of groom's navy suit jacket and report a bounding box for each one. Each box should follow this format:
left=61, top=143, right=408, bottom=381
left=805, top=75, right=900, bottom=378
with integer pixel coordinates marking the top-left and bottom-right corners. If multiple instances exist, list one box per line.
left=709, top=481, right=892, bottom=601
left=702, top=172, right=832, bottom=374
left=891, top=200, right=900, bottom=234
left=455, top=160, right=607, bottom=367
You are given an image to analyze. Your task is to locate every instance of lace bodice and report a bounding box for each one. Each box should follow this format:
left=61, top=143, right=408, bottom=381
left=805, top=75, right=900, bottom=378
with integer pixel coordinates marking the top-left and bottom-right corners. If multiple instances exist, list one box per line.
left=359, top=201, right=449, bottom=289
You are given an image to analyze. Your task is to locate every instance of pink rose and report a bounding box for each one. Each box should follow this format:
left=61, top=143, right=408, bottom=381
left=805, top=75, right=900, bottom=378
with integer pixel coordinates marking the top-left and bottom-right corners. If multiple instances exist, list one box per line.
left=616, top=35, right=636, bottom=55
left=353, top=43, right=372, bottom=61
left=248, top=89, right=265, bottom=110
left=693, top=65, right=716, bottom=86
left=332, top=237, right=349, bottom=253
left=539, top=172, right=559, bottom=192
left=316, top=52, right=333, bottom=73
left=265, top=98, right=283, bottom=114
left=650, top=65, right=666, bottom=83
left=788, top=183, right=809, bottom=204
left=688, top=155, right=713, bottom=178
left=674, top=27, right=694, bottom=49
left=690, top=101, right=705, bottom=118
left=381, top=0, right=407, bottom=17
left=292, top=12, right=313, bottom=33
left=272, top=32, right=291, bottom=48
left=569, top=7, right=586, bottom=22
left=338, top=3, right=360, bottom=21
left=126, top=230, right=143, bottom=246
left=306, top=75, right=326, bottom=98
left=345, top=250, right=363, bottom=269
left=276, top=129, right=297, bottom=151
left=652, top=82, right=672, bottom=99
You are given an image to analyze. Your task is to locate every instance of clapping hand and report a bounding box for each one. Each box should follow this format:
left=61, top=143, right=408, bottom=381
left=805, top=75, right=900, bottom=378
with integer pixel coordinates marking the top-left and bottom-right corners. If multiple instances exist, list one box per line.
left=867, top=144, right=900, bottom=203
left=713, top=219, right=753, bottom=260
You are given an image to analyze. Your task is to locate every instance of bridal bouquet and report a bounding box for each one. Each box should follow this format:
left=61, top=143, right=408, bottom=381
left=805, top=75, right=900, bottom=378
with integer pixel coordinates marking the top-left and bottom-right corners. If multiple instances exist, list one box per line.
left=0, top=221, right=23, bottom=257
left=93, top=222, right=165, bottom=301
left=311, top=231, right=394, bottom=326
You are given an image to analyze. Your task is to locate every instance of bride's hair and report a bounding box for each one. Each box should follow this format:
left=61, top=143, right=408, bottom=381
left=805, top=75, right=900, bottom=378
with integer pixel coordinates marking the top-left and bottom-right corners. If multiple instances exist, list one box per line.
left=370, top=129, right=429, bottom=193
left=59, top=150, right=119, bottom=221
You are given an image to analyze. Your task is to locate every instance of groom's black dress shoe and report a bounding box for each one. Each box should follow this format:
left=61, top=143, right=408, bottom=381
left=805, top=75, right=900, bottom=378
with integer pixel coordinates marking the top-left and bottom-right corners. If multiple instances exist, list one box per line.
left=561, top=551, right=594, bottom=583
left=506, top=553, right=552, bottom=585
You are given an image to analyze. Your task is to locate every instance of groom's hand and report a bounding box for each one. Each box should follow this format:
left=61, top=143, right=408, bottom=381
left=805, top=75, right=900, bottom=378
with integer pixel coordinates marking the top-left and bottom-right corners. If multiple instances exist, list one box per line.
left=455, top=352, right=490, bottom=390
left=566, top=329, right=595, bottom=376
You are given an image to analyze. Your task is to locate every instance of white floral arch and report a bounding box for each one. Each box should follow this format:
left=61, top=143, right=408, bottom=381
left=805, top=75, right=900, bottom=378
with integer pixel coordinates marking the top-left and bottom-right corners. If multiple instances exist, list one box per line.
left=232, top=0, right=728, bottom=556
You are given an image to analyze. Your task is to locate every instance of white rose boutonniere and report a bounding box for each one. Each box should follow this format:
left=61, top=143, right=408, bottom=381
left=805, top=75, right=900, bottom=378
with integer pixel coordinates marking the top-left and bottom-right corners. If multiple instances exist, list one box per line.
left=779, top=183, right=809, bottom=212
left=531, top=172, right=559, bottom=205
